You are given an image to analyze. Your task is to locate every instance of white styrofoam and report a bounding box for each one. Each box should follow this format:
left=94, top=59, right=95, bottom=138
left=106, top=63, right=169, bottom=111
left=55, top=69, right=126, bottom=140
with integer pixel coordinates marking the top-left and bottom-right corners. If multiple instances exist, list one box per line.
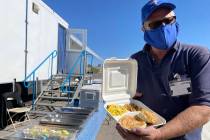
left=102, top=59, right=138, bottom=103
left=102, top=58, right=166, bottom=127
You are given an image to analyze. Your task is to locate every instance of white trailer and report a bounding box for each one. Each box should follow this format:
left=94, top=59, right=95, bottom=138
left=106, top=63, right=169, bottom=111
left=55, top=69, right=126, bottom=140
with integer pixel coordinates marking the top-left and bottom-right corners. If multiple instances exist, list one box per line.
left=0, top=0, right=68, bottom=84
left=0, top=0, right=103, bottom=94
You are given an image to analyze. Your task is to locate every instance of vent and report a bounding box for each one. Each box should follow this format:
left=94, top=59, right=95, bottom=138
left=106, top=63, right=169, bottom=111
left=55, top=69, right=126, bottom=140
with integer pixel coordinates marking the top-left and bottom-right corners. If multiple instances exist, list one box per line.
left=32, top=2, right=39, bottom=14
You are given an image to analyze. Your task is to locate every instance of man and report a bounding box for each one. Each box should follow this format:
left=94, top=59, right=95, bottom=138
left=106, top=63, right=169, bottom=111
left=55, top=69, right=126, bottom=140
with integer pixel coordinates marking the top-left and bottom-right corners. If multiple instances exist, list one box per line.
left=116, top=0, right=210, bottom=140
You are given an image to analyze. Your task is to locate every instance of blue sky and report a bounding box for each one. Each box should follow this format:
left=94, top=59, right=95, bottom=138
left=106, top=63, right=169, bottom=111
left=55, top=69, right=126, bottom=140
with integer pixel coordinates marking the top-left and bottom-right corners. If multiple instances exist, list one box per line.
left=43, top=0, right=210, bottom=60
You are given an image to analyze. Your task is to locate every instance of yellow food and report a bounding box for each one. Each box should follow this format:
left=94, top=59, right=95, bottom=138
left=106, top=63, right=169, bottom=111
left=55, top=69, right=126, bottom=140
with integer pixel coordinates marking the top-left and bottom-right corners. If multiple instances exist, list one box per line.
left=107, top=103, right=159, bottom=125
left=107, top=104, right=128, bottom=116
left=24, top=126, right=72, bottom=138
left=119, top=115, right=146, bottom=130
left=138, top=108, right=157, bottom=124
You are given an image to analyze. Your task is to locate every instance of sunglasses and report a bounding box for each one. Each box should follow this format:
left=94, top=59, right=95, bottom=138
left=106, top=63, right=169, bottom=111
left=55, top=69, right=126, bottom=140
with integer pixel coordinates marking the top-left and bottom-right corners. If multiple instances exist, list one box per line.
left=143, top=16, right=176, bottom=31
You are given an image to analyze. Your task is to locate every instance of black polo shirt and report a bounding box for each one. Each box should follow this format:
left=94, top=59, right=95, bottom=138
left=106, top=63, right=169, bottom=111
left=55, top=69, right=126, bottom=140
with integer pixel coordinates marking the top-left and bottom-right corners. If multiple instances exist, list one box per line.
left=131, top=41, right=210, bottom=140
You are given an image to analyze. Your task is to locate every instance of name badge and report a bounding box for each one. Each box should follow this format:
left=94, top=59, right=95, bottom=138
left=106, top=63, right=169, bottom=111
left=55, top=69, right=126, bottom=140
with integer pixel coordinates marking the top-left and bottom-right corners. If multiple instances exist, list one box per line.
left=170, top=80, right=191, bottom=96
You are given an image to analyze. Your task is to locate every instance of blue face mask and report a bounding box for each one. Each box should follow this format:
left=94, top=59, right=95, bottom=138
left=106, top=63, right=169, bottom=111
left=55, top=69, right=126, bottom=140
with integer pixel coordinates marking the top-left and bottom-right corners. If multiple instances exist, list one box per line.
left=144, top=22, right=179, bottom=50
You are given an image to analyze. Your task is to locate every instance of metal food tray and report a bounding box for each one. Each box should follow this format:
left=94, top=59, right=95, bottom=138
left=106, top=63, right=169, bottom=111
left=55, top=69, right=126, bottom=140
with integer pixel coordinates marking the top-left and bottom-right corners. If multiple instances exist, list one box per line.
left=55, top=113, right=88, bottom=120
left=40, top=117, right=84, bottom=126
left=6, top=125, right=77, bottom=140
left=40, top=123, right=81, bottom=130
left=58, top=107, right=93, bottom=115
left=104, top=99, right=166, bottom=127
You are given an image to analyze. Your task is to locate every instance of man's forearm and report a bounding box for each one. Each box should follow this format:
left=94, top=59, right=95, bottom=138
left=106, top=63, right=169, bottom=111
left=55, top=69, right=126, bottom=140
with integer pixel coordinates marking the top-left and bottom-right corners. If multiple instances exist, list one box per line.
left=158, top=105, right=210, bottom=139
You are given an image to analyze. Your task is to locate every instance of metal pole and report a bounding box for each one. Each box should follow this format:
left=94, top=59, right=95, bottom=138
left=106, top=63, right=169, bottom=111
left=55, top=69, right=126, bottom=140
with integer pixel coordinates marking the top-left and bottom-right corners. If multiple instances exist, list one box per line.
left=13, top=79, right=16, bottom=92
left=51, top=55, right=54, bottom=89
left=40, top=78, right=43, bottom=94
left=83, top=30, right=87, bottom=78
left=91, top=55, right=93, bottom=71
left=90, top=55, right=93, bottom=84
left=80, top=56, right=82, bottom=75
left=36, top=77, right=38, bottom=99
left=50, top=56, right=54, bottom=103
left=68, top=76, right=71, bottom=104
left=24, top=0, right=29, bottom=79
left=32, top=73, right=35, bottom=110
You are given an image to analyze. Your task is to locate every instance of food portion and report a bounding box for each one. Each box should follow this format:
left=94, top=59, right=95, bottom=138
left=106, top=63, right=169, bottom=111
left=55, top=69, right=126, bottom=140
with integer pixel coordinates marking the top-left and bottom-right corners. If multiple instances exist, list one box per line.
left=22, top=126, right=72, bottom=140
left=106, top=103, right=142, bottom=116
left=107, top=104, right=128, bottom=116
left=137, top=108, right=157, bottom=124
left=123, top=103, right=142, bottom=111
left=119, top=115, right=146, bottom=130
left=106, top=103, right=159, bottom=129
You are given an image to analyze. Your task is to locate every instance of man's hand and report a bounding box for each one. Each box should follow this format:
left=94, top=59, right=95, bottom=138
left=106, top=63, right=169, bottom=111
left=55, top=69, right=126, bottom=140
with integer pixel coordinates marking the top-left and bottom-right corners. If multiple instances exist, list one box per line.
left=116, top=123, right=162, bottom=140
left=130, top=126, right=162, bottom=140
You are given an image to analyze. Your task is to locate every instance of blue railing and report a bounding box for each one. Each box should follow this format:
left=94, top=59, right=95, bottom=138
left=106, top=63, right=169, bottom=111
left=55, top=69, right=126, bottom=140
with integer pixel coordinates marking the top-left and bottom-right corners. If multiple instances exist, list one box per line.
left=79, top=52, right=93, bottom=74
left=87, top=53, right=94, bottom=72
left=23, top=50, right=57, bottom=109
left=60, top=50, right=95, bottom=104
left=60, top=50, right=86, bottom=95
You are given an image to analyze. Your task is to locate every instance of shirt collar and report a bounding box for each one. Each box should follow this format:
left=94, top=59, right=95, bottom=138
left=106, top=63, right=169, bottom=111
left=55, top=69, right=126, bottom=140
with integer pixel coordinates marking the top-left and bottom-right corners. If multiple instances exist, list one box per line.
left=143, top=44, right=151, bottom=53
left=172, top=41, right=179, bottom=51
left=143, top=41, right=179, bottom=53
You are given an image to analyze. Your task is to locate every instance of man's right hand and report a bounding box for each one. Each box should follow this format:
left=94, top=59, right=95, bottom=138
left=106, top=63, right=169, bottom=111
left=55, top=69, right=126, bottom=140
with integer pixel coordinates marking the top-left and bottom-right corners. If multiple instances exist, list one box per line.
left=132, top=92, right=143, bottom=100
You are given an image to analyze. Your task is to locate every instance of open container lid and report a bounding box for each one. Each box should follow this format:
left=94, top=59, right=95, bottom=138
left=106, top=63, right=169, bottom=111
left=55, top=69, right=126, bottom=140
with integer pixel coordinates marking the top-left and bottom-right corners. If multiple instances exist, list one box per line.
left=102, top=59, right=138, bottom=103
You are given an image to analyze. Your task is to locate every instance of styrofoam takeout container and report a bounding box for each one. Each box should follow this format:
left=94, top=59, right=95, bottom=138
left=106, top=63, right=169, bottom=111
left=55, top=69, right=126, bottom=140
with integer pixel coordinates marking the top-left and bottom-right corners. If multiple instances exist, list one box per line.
left=102, top=59, right=166, bottom=127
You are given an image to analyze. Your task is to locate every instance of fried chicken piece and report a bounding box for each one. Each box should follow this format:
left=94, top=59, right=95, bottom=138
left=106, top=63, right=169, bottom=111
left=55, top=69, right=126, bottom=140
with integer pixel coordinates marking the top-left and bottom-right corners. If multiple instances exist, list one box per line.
left=137, top=108, right=158, bottom=124
left=119, top=115, right=146, bottom=130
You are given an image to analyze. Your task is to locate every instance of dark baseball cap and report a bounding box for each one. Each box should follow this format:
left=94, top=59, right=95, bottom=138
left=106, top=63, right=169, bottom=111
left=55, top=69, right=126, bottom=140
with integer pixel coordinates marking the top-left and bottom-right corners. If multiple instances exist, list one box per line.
left=141, top=0, right=176, bottom=24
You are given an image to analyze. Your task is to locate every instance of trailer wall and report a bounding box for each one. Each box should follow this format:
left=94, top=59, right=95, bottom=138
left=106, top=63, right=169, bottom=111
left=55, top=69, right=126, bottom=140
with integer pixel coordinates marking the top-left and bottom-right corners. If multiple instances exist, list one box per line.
left=0, top=0, right=68, bottom=83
